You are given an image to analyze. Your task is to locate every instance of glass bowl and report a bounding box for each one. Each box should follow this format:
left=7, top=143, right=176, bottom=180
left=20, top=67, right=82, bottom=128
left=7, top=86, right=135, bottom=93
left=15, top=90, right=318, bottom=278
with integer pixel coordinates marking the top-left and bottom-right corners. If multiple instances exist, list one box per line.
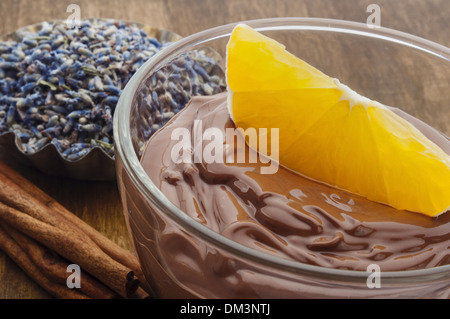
left=114, top=18, right=450, bottom=298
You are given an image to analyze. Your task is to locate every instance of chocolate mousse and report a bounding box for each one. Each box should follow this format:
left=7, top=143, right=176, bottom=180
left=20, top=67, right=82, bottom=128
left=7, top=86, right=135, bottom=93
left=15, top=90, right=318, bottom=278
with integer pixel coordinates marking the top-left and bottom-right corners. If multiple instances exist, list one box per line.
left=138, top=92, right=450, bottom=297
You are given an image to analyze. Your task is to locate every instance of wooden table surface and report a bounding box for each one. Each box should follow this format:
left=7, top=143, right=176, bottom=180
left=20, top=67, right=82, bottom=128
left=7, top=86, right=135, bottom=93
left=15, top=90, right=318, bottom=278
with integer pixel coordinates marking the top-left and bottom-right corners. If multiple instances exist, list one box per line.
left=0, top=0, right=449, bottom=299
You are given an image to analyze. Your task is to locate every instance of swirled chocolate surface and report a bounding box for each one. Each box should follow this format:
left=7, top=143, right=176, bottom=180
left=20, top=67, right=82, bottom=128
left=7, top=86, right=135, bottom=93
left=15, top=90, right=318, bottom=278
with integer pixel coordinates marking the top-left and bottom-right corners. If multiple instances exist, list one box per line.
left=141, top=92, right=450, bottom=272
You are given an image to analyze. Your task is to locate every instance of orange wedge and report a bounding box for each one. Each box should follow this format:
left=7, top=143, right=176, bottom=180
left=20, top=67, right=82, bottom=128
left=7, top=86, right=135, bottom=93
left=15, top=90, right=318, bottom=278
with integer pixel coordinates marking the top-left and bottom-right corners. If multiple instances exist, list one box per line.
left=226, top=23, right=450, bottom=217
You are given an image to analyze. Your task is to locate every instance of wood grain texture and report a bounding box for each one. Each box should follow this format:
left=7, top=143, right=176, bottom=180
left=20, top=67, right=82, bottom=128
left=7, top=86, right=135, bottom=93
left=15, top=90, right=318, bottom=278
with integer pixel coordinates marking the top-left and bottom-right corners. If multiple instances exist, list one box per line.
left=0, top=0, right=449, bottom=299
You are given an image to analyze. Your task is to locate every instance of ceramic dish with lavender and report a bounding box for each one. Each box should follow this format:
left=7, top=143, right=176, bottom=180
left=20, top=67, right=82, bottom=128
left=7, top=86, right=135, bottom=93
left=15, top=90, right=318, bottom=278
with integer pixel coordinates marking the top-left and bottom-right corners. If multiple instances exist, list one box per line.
left=0, top=18, right=185, bottom=180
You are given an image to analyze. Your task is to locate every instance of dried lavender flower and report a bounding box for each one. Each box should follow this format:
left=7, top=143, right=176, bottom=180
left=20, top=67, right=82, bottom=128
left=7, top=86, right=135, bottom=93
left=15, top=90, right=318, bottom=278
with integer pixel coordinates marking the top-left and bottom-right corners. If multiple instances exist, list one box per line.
left=0, top=19, right=226, bottom=165
left=0, top=19, right=168, bottom=160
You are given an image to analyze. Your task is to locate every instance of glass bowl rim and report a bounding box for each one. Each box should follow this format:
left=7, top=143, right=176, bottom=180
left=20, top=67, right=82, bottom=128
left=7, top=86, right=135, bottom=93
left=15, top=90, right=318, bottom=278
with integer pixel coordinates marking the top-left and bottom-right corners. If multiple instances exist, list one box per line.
left=114, top=17, right=450, bottom=284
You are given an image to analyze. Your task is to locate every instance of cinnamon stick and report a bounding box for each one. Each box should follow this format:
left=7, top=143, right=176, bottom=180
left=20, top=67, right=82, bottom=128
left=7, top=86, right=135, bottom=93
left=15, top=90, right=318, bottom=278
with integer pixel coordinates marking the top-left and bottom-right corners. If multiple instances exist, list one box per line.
left=2, top=223, right=119, bottom=299
left=0, top=196, right=139, bottom=298
left=0, top=160, right=139, bottom=268
left=0, top=160, right=153, bottom=296
left=0, top=224, right=90, bottom=299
